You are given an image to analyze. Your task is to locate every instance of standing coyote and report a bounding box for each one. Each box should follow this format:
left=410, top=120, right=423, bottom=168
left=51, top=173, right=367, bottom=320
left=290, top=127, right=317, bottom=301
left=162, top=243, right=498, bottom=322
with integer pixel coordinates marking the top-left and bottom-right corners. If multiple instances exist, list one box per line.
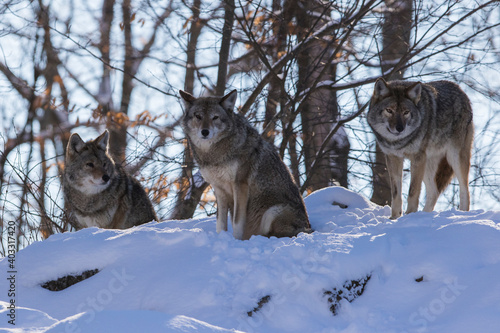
left=367, top=78, right=473, bottom=219
left=63, top=130, right=158, bottom=229
left=180, top=89, right=311, bottom=240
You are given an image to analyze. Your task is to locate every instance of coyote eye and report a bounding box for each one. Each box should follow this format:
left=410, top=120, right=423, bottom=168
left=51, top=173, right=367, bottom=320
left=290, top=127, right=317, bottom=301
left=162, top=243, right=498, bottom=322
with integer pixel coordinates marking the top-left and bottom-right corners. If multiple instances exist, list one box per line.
left=195, top=114, right=202, bottom=120
left=212, top=116, right=219, bottom=120
left=87, top=162, right=94, bottom=168
left=385, top=108, right=393, bottom=114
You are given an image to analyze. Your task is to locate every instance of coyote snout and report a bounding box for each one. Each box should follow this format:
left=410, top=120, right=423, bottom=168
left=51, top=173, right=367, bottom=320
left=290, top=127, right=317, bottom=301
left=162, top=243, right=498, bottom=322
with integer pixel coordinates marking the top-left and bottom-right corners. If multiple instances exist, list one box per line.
left=386, top=110, right=409, bottom=135
left=89, top=168, right=110, bottom=186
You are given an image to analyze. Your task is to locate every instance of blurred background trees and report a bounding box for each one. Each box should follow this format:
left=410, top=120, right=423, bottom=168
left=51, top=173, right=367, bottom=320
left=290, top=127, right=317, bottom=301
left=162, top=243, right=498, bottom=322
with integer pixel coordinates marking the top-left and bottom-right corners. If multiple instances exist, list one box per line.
left=1, top=0, right=499, bottom=253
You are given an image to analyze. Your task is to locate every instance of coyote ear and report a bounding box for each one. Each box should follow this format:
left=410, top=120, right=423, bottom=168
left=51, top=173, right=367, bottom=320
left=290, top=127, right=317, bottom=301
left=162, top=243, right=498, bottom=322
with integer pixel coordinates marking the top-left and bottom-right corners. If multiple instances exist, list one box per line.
left=95, top=130, right=109, bottom=151
left=67, top=133, right=85, bottom=157
left=406, top=82, right=422, bottom=105
left=373, top=78, right=391, bottom=101
left=220, top=89, right=237, bottom=111
left=179, top=90, right=196, bottom=105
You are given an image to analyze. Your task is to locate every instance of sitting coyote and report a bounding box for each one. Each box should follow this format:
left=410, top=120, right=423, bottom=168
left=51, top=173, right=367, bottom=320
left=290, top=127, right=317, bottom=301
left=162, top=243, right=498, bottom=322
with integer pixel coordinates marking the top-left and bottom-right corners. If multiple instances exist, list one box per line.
left=180, top=89, right=311, bottom=240
left=63, top=130, right=157, bottom=229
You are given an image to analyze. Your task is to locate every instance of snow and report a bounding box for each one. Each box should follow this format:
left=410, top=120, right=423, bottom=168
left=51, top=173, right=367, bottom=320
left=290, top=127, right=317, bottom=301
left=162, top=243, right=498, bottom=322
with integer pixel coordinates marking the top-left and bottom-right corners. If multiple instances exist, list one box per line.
left=1, top=186, right=500, bottom=332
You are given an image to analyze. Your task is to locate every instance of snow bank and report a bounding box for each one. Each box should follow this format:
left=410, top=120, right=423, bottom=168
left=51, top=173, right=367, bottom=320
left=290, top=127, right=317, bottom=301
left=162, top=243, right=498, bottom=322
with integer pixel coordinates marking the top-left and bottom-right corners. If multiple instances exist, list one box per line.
left=1, top=186, right=499, bottom=332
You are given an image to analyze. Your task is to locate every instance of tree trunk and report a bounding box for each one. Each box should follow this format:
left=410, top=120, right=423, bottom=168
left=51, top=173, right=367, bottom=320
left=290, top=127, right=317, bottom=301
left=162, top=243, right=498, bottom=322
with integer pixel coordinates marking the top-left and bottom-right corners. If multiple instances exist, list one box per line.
left=371, top=0, right=413, bottom=205
left=295, top=0, right=349, bottom=192
left=171, top=0, right=236, bottom=220
left=170, top=0, right=205, bottom=220
left=262, top=0, right=292, bottom=145
left=216, top=0, right=235, bottom=95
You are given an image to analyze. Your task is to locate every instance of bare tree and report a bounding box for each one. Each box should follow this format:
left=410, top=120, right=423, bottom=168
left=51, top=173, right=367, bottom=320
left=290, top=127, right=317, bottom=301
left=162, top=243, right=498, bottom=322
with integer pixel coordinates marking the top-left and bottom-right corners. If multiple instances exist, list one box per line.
left=1, top=0, right=499, bottom=253
left=0, top=0, right=175, bottom=246
left=294, top=0, right=350, bottom=191
left=169, top=0, right=207, bottom=220
left=170, top=0, right=237, bottom=220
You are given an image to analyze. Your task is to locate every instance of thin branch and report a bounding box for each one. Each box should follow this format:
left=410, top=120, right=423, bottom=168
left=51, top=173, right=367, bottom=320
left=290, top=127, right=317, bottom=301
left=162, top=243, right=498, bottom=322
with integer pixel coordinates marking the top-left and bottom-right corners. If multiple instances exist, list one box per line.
left=216, top=0, right=235, bottom=95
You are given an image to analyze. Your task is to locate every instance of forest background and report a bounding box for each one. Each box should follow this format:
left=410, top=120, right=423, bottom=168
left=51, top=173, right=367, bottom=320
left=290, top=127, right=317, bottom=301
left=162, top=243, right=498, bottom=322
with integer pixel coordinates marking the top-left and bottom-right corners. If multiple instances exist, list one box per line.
left=1, top=0, right=499, bottom=253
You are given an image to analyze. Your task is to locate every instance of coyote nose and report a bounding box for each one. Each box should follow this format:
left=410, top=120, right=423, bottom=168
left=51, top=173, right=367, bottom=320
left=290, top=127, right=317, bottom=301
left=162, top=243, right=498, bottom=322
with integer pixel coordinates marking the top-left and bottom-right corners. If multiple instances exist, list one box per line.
left=396, top=116, right=405, bottom=133
left=102, top=174, right=110, bottom=183
left=201, top=129, right=210, bottom=138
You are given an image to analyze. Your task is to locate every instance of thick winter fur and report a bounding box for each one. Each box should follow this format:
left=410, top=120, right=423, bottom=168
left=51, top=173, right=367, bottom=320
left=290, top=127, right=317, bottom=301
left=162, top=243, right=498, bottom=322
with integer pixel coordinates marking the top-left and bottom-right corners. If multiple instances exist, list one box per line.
left=180, top=90, right=311, bottom=240
left=367, top=78, right=473, bottom=219
left=63, top=130, right=158, bottom=229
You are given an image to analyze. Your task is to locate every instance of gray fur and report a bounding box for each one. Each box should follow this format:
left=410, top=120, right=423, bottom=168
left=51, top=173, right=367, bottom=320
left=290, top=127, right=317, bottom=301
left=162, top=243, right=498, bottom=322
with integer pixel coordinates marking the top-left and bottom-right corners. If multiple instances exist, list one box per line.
left=63, top=130, right=158, bottom=229
left=367, top=78, right=474, bottom=218
left=181, top=90, right=311, bottom=240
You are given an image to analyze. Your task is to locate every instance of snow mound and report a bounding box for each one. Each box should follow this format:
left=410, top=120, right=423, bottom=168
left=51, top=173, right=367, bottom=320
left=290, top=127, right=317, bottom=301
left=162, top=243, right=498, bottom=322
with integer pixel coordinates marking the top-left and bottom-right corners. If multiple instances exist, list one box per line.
left=44, top=310, right=241, bottom=333
left=1, top=186, right=500, bottom=332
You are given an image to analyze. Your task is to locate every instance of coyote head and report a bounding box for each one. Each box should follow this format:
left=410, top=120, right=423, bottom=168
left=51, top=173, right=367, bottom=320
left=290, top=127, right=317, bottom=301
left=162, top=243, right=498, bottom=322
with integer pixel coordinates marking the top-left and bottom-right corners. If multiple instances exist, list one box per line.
left=368, top=78, right=423, bottom=139
left=64, top=130, right=116, bottom=194
left=180, top=90, right=237, bottom=150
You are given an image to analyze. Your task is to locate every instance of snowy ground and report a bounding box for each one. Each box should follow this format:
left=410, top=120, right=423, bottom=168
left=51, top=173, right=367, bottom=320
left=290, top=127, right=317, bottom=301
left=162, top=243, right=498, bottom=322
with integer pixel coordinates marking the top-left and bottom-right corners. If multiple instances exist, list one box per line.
left=1, top=186, right=500, bottom=332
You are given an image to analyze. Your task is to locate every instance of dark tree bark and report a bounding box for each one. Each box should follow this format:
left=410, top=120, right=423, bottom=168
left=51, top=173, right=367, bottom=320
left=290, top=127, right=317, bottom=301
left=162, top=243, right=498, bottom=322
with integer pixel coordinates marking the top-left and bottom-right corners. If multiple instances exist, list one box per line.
left=216, top=0, right=235, bottom=95
left=262, top=0, right=292, bottom=146
left=105, top=0, right=174, bottom=163
left=170, top=0, right=207, bottom=220
left=295, top=0, right=350, bottom=191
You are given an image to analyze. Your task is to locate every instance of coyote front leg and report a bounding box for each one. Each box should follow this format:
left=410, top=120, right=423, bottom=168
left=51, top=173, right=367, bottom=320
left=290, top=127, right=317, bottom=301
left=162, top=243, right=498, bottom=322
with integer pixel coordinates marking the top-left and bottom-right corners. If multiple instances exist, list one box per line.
left=213, top=186, right=229, bottom=233
left=406, top=154, right=426, bottom=214
left=386, top=154, right=404, bottom=219
left=232, top=182, right=249, bottom=240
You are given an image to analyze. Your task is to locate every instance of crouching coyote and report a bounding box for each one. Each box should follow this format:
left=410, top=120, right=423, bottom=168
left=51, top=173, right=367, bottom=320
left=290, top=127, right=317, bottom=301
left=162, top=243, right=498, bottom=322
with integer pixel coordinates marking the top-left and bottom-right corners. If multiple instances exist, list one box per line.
left=63, top=130, right=158, bottom=229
